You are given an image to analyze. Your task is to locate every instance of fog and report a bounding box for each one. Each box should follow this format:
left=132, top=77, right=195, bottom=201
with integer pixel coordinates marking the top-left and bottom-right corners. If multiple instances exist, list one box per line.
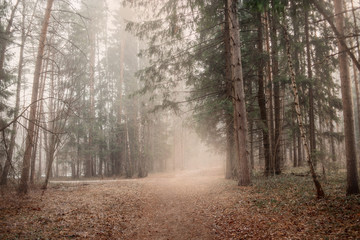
left=0, top=0, right=225, bottom=182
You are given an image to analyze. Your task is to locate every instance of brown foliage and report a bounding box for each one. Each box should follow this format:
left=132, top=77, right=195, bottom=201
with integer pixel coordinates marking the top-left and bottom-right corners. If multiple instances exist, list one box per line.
left=0, top=170, right=359, bottom=239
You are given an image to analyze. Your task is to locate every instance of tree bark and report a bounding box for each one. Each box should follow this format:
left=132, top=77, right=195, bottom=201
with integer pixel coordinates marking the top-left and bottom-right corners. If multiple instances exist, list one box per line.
left=333, top=0, right=360, bottom=195
left=225, top=0, right=250, bottom=186
left=116, top=38, right=125, bottom=175
left=293, top=116, right=298, bottom=167
left=256, top=12, right=271, bottom=177
left=264, top=11, right=274, bottom=176
left=305, top=9, right=317, bottom=169
left=350, top=0, right=360, bottom=153
left=270, top=4, right=282, bottom=175
left=86, top=24, right=96, bottom=177
left=30, top=47, right=49, bottom=185
left=225, top=114, right=234, bottom=179
left=42, top=50, right=56, bottom=189
left=125, top=117, right=132, bottom=178
left=283, top=23, right=325, bottom=199
left=18, top=0, right=54, bottom=195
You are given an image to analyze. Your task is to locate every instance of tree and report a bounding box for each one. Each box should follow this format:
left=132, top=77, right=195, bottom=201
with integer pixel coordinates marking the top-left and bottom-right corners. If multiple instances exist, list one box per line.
left=18, top=0, right=54, bottom=194
left=0, top=0, right=29, bottom=186
left=225, top=0, right=250, bottom=186
left=283, top=22, right=325, bottom=199
left=333, top=0, right=359, bottom=195
left=0, top=0, right=20, bottom=83
left=304, top=4, right=317, bottom=168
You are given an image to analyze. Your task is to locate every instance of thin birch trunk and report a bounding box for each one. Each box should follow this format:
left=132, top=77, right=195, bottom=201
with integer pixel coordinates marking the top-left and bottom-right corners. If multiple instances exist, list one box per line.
left=283, top=23, right=325, bottom=198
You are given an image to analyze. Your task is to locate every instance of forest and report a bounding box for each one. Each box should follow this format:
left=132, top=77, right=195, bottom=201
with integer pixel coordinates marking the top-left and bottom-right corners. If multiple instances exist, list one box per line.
left=0, top=0, right=360, bottom=239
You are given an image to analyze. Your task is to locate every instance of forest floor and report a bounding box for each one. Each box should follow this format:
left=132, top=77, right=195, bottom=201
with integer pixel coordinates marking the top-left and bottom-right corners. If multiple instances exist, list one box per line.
left=0, top=168, right=360, bottom=239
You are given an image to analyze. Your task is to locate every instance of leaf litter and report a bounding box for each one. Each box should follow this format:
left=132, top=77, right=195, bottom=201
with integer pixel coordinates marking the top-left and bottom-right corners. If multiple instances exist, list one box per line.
left=0, top=168, right=359, bottom=239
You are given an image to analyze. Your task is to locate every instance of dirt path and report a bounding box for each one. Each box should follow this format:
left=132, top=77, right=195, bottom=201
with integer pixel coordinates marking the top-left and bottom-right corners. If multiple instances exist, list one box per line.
left=0, top=169, right=281, bottom=239
left=3, top=168, right=356, bottom=239
left=1, top=168, right=245, bottom=239
left=123, top=170, right=222, bottom=240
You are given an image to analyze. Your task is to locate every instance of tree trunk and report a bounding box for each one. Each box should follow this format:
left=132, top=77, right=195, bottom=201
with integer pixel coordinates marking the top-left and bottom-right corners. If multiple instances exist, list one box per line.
left=225, top=111, right=236, bottom=179
left=138, top=118, right=147, bottom=178
left=333, top=0, right=360, bottom=195
left=86, top=25, right=96, bottom=177
left=249, top=84, right=254, bottom=170
left=37, top=128, right=42, bottom=179
left=29, top=47, right=49, bottom=185
left=270, top=5, right=282, bottom=175
left=18, top=0, right=54, bottom=195
left=0, top=1, right=25, bottom=185
left=350, top=0, right=360, bottom=154
left=116, top=38, right=125, bottom=175
left=42, top=50, right=56, bottom=189
left=293, top=119, right=298, bottom=167
left=42, top=134, right=56, bottom=189
left=125, top=117, right=132, bottom=178
left=225, top=0, right=250, bottom=186
left=283, top=23, right=325, bottom=199
left=256, top=12, right=271, bottom=177
left=264, top=11, right=274, bottom=176
left=224, top=4, right=235, bottom=179
left=305, top=9, right=317, bottom=169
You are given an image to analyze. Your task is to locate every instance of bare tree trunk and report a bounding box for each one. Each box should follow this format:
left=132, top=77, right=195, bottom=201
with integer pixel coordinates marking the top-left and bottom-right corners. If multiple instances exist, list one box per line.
left=0, top=1, right=25, bottom=185
left=29, top=47, right=49, bottom=185
left=42, top=50, right=56, bottom=189
left=224, top=5, right=235, bottom=179
left=270, top=4, right=282, bottom=175
left=225, top=0, right=250, bottom=186
left=333, top=0, right=360, bottom=195
left=293, top=118, right=298, bottom=167
left=116, top=38, right=125, bottom=175
left=264, top=12, right=274, bottom=176
left=283, top=23, right=325, bottom=199
left=256, top=12, right=271, bottom=176
left=86, top=25, right=96, bottom=177
left=305, top=9, right=317, bottom=169
left=37, top=128, right=42, bottom=179
left=225, top=114, right=234, bottom=179
left=249, top=83, right=254, bottom=170
left=138, top=118, right=147, bottom=178
left=76, top=123, right=80, bottom=178
left=29, top=125, right=39, bottom=184
left=42, top=134, right=55, bottom=189
left=18, top=0, right=54, bottom=195
left=350, top=0, right=360, bottom=153
left=125, top=117, right=132, bottom=178
left=298, top=133, right=303, bottom=166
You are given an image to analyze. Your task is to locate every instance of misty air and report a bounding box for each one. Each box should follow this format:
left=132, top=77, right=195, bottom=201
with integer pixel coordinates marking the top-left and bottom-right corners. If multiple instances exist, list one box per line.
left=0, top=0, right=359, bottom=239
